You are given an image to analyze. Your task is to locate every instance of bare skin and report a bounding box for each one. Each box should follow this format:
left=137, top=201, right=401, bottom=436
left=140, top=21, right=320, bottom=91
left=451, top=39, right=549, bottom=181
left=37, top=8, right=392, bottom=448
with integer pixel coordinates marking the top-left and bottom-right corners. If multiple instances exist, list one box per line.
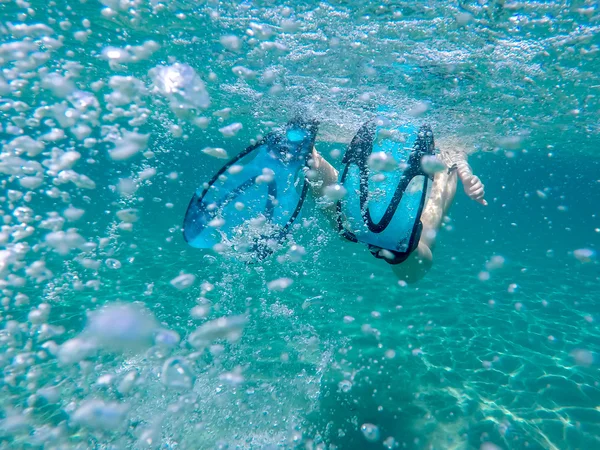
left=307, top=143, right=486, bottom=283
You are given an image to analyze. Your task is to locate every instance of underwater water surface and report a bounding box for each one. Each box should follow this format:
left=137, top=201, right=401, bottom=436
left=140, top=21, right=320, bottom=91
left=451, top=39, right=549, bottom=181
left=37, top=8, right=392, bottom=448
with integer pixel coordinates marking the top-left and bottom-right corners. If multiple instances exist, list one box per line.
left=0, top=0, right=599, bottom=449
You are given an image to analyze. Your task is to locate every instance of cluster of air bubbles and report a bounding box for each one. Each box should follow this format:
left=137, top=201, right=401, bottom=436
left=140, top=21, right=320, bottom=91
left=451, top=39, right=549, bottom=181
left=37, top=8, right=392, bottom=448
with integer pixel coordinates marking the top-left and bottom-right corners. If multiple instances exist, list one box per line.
left=368, top=152, right=399, bottom=172
left=479, top=255, right=506, bottom=281
left=323, top=184, right=347, bottom=202
left=149, top=63, right=210, bottom=114
left=407, top=101, right=429, bottom=117
left=287, top=244, right=306, bottom=262
left=101, top=41, right=160, bottom=67
left=108, top=131, right=149, bottom=161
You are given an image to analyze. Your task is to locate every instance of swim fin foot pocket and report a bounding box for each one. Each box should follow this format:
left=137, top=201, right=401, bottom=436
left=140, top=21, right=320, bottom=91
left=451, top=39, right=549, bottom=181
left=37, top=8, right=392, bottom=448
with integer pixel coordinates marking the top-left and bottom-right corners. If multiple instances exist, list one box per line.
left=183, top=118, right=319, bottom=261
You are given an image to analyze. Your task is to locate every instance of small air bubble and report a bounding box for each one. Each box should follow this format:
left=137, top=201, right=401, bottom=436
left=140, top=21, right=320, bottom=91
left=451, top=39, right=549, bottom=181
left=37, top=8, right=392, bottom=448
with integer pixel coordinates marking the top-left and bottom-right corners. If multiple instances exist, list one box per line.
left=360, top=423, right=380, bottom=442
left=573, top=248, right=596, bottom=263
left=219, top=122, right=243, bottom=138
left=267, top=277, right=293, bottom=292
left=338, top=379, right=352, bottom=392
left=161, top=357, right=194, bottom=390
left=202, top=147, right=229, bottom=159
left=170, top=273, right=196, bottom=290
left=105, top=258, right=122, bottom=269
left=570, top=349, right=594, bottom=366
left=421, top=155, right=446, bottom=175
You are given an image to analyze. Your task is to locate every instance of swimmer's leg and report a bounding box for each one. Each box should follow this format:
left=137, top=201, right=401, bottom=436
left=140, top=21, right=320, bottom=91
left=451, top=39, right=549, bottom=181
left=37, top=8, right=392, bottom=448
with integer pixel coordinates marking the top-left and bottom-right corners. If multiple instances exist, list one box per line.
left=391, top=168, right=458, bottom=283
left=306, top=148, right=339, bottom=216
left=308, top=147, right=458, bottom=284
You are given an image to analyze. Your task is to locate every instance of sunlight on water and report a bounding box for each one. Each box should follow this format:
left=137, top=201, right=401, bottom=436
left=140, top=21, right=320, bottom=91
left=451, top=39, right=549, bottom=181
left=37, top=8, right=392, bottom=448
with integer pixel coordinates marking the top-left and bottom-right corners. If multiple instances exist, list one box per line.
left=0, top=0, right=599, bottom=449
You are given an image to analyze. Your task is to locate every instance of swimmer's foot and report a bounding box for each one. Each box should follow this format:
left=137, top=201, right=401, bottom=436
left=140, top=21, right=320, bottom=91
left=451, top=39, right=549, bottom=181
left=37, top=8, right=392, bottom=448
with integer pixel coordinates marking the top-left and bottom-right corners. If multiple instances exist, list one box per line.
left=457, top=162, right=487, bottom=206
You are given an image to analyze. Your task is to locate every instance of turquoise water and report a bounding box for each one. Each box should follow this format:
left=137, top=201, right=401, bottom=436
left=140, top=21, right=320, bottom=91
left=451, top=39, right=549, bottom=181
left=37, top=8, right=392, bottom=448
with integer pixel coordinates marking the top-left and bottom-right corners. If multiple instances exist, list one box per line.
left=1, top=1, right=599, bottom=449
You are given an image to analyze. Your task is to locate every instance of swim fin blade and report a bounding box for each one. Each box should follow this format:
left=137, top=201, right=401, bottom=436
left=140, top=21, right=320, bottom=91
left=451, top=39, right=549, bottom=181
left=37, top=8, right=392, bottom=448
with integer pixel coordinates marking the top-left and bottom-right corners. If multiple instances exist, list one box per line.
left=183, top=118, right=318, bottom=260
left=336, top=119, right=434, bottom=263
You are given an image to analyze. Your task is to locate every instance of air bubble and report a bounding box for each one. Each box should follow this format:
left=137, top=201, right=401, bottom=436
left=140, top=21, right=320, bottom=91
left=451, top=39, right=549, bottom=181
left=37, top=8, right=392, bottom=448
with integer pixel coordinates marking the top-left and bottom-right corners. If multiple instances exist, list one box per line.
left=421, top=155, right=446, bottom=175
left=267, top=277, right=293, bottom=291
left=188, top=315, right=247, bottom=348
left=383, top=437, right=398, bottom=449
left=161, top=357, right=194, bottom=390
left=360, top=423, right=380, bottom=442
left=71, top=399, right=129, bottom=431
left=338, top=380, right=352, bottom=392
left=84, top=303, right=158, bottom=352
left=574, top=248, right=596, bottom=263
left=105, top=258, right=122, bottom=269
left=287, top=244, right=306, bottom=262
left=170, top=273, right=196, bottom=290
left=219, top=123, right=243, bottom=137
left=201, top=147, right=229, bottom=159
left=367, top=151, right=397, bottom=171
left=116, top=208, right=139, bottom=223
left=570, top=349, right=594, bottom=366
left=220, top=35, right=241, bottom=51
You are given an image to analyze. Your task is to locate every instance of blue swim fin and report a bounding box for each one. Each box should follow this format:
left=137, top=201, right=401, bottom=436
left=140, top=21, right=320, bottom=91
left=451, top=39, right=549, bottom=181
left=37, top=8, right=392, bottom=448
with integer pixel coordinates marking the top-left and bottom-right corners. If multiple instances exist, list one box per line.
left=336, top=120, right=435, bottom=264
left=183, top=118, right=318, bottom=259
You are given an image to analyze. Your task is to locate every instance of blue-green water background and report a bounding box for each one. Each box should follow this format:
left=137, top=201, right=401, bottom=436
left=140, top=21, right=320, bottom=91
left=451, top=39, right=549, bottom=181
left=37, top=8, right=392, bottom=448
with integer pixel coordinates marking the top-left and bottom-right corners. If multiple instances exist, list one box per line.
left=32, top=135, right=599, bottom=449
left=1, top=0, right=600, bottom=448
